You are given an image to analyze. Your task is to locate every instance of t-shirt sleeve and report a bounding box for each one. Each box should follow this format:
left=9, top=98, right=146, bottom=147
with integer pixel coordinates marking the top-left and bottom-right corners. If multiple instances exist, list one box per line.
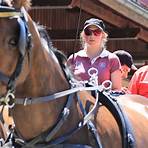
left=67, top=54, right=76, bottom=72
left=128, top=71, right=139, bottom=94
left=109, top=53, right=121, bottom=73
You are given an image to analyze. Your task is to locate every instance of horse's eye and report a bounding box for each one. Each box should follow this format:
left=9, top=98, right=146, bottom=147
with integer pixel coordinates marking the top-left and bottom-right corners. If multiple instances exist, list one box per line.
left=8, top=38, right=18, bottom=47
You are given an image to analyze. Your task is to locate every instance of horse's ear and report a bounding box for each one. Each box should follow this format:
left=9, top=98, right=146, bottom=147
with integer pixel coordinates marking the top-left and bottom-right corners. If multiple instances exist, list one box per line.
left=12, top=0, right=32, bottom=10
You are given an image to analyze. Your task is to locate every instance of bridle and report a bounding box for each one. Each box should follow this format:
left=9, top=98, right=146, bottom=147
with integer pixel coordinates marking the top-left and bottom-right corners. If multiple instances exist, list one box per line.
left=0, top=5, right=32, bottom=107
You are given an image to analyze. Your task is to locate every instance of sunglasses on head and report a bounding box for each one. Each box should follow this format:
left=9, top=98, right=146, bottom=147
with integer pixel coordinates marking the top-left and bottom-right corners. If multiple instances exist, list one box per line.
left=84, top=28, right=102, bottom=36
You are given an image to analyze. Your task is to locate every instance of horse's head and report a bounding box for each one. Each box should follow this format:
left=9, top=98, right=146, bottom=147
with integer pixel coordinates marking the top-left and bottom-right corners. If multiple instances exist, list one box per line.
left=0, top=0, right=73, bottom=142
left=0, top=0, right=32, bottom=96
left=0, top=0, right=70, bottom=105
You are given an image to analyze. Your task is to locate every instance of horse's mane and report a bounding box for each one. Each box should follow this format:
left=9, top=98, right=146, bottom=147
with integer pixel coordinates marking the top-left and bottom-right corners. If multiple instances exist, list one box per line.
left=37, top=24, right=68, bottom=66
left=37, top=24, right=54, bottom=51
left=37, top=24, right=74, bottom=82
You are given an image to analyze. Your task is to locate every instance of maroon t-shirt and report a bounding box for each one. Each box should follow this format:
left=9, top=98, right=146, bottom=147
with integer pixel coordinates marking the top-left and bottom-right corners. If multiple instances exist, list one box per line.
left=68, top=49, right=121, bottom=85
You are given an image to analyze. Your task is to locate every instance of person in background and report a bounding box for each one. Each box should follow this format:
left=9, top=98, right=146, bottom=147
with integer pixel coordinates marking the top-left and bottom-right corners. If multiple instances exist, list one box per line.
left=68, top=18, right=122, bottom=90
left=113, top=50, right=137, bottom=93
left=128, top=65, right=148, bottom=98
left=113, top=50, right=137, bottom=79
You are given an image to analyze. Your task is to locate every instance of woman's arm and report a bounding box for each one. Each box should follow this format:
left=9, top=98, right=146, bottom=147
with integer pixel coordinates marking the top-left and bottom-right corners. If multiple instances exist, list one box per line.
left=111, top=69, right=122, bottom=90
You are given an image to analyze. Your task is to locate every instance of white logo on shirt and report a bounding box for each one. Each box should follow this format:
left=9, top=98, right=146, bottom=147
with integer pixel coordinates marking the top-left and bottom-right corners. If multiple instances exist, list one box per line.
left=74, top=62, right=85, bottom=74
left=99, top=62, right=106, bottom=69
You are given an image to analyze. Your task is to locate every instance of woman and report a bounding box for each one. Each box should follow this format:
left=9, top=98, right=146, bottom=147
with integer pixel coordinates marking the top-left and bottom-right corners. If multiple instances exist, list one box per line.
left=68, top=18, right=122, bottom=90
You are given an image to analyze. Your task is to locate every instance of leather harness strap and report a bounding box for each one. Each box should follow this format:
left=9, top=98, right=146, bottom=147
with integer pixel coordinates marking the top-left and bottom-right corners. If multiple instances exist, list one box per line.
left=99, top=91, right=135, bottom=148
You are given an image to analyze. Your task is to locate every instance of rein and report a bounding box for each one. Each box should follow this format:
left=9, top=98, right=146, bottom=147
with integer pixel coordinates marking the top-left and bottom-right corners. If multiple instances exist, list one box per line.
left=13, top=85, right=105, bottom=105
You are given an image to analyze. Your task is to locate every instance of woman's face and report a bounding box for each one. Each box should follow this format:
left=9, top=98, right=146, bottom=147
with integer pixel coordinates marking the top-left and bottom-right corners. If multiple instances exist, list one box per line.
left=83, top=25, right=103, bottom=47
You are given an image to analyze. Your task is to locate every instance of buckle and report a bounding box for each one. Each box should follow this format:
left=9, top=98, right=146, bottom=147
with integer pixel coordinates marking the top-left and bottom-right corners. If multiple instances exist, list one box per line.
left=88, top=67, right=98, bottom=86
left=23, top=98, right=32, bottom=106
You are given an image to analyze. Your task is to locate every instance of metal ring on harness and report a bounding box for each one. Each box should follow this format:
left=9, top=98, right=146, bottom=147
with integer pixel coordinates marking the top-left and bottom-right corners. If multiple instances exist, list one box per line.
left=88, top=67, right=98, bottom=77
left=0, top=92, right=15, bottom=108
left=102, top=80, right=112, bottom=91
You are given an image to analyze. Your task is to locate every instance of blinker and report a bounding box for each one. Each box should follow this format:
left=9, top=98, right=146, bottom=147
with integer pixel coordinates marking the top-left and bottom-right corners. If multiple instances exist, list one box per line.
left=0, top=6, right=22, bottom=17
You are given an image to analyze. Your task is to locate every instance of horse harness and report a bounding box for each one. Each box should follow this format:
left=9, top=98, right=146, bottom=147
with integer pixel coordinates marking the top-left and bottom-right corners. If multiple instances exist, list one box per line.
left=0, top=5, right=135, bottom=148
